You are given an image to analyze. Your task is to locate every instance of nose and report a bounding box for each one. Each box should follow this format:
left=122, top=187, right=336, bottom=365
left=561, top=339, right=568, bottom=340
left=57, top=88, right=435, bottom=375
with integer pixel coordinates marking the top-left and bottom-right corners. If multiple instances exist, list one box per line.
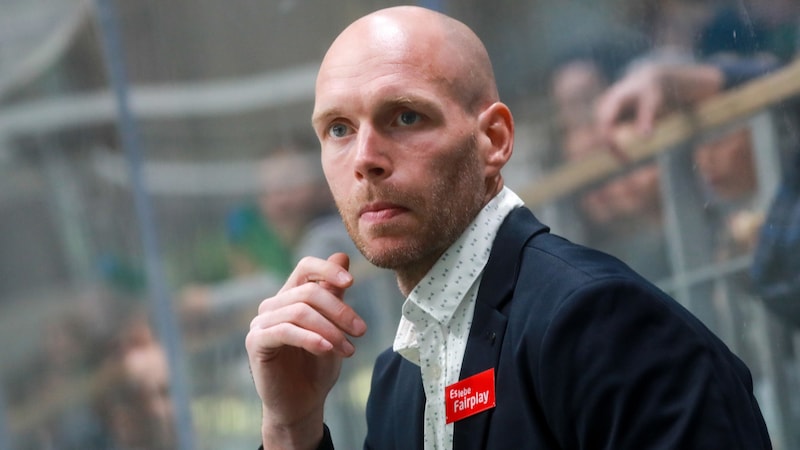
left=354, top=125, right=392, bottom=182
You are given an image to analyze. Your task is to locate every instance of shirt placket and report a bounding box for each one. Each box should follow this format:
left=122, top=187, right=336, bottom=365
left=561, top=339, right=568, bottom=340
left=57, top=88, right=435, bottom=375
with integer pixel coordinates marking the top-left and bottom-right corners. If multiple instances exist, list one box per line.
left=418, top=321, right=452, bottom=450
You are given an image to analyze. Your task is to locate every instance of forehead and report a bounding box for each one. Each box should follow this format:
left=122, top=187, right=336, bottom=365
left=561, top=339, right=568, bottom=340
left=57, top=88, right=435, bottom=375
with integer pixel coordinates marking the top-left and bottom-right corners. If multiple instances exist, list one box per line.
left=316, top=60, right=448, bottom=108
left=313, top=21, right=459, bottom=119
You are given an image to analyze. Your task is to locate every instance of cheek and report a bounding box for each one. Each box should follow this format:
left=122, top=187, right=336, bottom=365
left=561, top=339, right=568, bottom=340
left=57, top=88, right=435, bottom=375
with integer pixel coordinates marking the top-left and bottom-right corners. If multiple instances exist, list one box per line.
left=322, top=163, right=343, bottom=194
left=323, top=176, right=354, bottom=217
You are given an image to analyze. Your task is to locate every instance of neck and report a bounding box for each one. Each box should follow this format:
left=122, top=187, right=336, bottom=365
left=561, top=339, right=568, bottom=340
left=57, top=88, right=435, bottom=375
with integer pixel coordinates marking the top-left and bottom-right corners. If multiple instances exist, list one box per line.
left=393, top=183, right=505, bottom=297
left=394, top=252, right=442, bottom=297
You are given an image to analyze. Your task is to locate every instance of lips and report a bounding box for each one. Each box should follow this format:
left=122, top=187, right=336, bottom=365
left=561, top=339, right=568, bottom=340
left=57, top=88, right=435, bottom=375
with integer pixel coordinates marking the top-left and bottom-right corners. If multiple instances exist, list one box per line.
left=358, top=201, right=409, bottom=222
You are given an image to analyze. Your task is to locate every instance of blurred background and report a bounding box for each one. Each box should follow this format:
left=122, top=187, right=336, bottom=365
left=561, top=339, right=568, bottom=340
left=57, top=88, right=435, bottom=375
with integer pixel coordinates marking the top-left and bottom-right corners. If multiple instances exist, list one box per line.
left=1, top=0, right=799, bottom=449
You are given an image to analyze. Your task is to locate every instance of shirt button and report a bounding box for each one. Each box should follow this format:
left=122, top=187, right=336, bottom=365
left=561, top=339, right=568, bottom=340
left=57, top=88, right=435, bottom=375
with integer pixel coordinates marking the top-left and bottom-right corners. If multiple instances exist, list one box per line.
left=431, top=364, right=442, bottom=378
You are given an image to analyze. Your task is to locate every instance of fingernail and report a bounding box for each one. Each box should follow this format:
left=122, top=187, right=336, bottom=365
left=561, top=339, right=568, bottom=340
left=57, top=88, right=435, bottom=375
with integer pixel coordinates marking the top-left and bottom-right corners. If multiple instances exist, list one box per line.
left=338, top=271, right=352, bottom=283
left=342, top=340, right=355, bottom=355
left=351, top=317, right=367, bottom=335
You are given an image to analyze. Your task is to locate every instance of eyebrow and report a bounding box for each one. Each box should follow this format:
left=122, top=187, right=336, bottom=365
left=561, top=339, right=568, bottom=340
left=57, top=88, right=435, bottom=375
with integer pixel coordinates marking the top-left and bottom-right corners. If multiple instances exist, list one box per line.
left=382, top=93, right=443, bottom=112
left=312, top=94, right=443, bottom=129
left=311, top=107, right=344, bottom=131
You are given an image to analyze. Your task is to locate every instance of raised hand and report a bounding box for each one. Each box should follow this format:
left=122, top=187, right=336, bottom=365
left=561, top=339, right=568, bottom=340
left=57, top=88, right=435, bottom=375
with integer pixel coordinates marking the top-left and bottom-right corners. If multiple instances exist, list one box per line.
left=246, top=252, right=367, bottom=449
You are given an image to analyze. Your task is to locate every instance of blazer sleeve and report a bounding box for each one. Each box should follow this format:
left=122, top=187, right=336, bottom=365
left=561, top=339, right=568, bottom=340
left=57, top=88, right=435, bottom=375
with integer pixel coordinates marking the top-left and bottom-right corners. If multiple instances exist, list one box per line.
left=535, top=278, right=772, bottom=450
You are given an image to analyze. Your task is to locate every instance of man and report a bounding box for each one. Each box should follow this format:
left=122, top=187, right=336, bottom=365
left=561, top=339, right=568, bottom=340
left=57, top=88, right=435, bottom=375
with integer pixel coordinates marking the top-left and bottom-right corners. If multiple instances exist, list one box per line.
left=246, top=6, right=772, bottom=449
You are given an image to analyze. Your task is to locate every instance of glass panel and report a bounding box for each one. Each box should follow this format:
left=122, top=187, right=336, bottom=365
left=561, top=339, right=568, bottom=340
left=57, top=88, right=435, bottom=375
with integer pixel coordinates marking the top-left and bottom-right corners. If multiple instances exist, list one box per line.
left=1, top=1, right=797, bottom=449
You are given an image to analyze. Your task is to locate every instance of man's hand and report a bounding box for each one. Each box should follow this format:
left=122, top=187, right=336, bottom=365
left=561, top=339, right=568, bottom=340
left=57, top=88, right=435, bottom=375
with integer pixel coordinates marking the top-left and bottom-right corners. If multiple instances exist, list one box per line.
left=246, top=252, right=367, bottom=450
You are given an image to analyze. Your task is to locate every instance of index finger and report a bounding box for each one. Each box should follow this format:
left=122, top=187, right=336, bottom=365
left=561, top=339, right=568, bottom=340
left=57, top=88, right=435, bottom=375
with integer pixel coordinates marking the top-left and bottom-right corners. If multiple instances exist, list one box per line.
left=595, top=84, right=635, bottom=142
left=280, top=254, right=354, bottom=295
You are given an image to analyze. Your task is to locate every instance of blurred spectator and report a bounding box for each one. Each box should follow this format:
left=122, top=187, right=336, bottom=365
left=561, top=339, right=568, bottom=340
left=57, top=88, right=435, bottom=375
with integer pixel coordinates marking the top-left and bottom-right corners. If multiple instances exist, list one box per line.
left=93, top=312, right=176, bottom=450
left=226, top=147, right=328, bottom=278
left=589, top=8, right=800, bottom=445
left=689, top=121, right=799, bottom=446
left=697, top=1, right=800, bottom=63
left=4, top=288, right=131, bottom=450
left=751, top=135, right=800, bottom=328
left=596, top=0, right=795, bottom=140
left=179, top=145, right=328, bottom=319
left=594, top=3, right=800, bottom=327
left=548, top=44, right=671, bottom=281
left=694, top=125, right=763, bottom=257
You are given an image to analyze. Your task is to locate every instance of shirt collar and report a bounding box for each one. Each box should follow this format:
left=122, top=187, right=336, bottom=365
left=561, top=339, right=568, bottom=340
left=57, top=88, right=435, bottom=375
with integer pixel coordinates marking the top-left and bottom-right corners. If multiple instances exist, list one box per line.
left=393, top=187, right=524, bottom=356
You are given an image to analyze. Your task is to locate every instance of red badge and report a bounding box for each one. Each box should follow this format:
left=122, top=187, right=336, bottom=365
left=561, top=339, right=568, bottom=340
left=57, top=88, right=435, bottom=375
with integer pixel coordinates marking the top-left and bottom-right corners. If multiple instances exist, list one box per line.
left=445, top=368, right=496, bottom=424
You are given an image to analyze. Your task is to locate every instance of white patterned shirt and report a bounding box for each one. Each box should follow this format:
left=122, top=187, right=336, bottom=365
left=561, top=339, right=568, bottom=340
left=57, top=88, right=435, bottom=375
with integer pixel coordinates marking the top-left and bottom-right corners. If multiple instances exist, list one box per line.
left=392, top=187, right=524, bottom=450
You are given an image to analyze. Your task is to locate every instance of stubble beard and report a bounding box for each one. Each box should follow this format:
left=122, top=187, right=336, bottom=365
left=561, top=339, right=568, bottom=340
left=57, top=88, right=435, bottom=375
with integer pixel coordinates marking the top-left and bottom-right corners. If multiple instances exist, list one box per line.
left=338, top=134, right=485, bottom=276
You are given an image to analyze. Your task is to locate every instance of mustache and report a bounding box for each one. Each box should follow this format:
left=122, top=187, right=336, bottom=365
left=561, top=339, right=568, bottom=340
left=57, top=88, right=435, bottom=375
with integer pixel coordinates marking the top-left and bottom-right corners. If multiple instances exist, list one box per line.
left=350, top=184, right=411, bottom=206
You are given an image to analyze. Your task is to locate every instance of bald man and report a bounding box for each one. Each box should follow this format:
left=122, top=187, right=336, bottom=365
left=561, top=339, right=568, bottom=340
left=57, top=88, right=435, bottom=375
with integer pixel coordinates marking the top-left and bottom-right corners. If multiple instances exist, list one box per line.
left=246, top=6, right=771, bottom=450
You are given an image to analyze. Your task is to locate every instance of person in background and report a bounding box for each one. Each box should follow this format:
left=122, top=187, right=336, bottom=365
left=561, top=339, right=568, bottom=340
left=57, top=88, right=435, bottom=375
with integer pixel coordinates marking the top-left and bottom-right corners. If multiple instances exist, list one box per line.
left=93, top=312, right=176, bottom=450
left=226, top=147, right=325, bottom=278
left=246, top=6, right=771, bottom=449
left=180, top=147, right=328, bottom=319
left=694, top=125, right=763, bottom=257
left=593, top=2, right=800, bottom=328
left=595, top=8, right=800, bottom=443
left=549, top=44, right=670, bottom=282
left=595, top=0, right=794, bottom=142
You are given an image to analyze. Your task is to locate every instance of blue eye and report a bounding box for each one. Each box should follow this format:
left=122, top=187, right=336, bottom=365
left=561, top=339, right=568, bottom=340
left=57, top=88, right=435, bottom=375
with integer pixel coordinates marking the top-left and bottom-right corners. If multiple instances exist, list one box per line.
left=397, top=111, right=421, bottom=126
left=329, top=123, right=349, bottom=138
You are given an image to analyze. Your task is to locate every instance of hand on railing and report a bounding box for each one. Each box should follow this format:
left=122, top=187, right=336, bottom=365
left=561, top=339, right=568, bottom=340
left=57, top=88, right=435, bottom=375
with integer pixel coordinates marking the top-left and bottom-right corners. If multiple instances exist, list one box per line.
left=522, top=59, right=800, bottom=207
left=594, top=62, right=725, bottom=160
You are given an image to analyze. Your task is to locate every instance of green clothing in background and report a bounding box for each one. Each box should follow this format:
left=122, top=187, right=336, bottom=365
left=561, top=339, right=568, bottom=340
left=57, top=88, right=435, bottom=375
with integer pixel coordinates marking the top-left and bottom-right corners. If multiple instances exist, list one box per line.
left=226, top=204, right=294, bottom=278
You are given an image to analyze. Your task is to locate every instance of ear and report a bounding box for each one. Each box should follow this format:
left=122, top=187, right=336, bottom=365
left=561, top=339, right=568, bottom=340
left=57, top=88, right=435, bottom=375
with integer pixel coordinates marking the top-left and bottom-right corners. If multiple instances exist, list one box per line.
left=477, top=102, right=514, bottom=177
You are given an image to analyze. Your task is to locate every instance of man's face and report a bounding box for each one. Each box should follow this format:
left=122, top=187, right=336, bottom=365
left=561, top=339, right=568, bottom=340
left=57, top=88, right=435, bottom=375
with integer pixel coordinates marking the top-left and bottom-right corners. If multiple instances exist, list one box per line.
left=694, top=127, right=757, bottom=201
left=312, top=26, right=487, bottom=272
left=124, top=344, right=175, bottom=448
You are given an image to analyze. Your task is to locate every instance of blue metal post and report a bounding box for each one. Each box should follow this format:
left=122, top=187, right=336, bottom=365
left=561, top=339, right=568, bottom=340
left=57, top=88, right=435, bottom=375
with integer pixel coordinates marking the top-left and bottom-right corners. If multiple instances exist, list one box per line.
left=91, top=1, right=195, bottom=449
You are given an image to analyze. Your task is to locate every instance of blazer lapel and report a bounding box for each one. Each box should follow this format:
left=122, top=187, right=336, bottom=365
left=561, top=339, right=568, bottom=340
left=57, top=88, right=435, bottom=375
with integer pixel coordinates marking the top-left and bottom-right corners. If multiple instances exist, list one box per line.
left=453, top=207, right=548, bottom=450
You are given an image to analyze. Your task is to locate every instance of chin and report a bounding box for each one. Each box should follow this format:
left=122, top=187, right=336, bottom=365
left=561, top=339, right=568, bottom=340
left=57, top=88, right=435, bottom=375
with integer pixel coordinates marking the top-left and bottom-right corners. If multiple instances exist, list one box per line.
left=359, top=239, right=425, bottom=270
left=361, top=246, right=412, bottom=269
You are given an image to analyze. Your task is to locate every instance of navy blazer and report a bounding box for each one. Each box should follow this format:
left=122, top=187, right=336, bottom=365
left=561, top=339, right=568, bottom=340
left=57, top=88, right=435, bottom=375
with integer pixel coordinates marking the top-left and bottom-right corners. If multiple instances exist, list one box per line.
left=316, top=207, right=771, bottom=449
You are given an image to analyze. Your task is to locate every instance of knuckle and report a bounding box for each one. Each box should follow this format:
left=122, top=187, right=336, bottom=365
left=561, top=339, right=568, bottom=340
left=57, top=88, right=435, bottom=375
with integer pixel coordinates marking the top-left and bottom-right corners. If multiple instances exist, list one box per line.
left=330, top=300, right=351, bottom=322
left=297, top=255, right=317, bottom=268
left=257, top=297, right=273, bottom=314
left=286, top=301, right=311, bottom=320
left=296, top=281, right=318, bottom=296
left=244, top=329, right=260, bottom=350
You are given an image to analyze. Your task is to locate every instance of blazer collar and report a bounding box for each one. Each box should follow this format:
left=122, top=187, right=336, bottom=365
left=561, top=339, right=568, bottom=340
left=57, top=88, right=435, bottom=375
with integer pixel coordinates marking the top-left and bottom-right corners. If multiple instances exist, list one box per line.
left=475, top=206, right=548, bottom=312
left=453, top=206, right=548, bottom=450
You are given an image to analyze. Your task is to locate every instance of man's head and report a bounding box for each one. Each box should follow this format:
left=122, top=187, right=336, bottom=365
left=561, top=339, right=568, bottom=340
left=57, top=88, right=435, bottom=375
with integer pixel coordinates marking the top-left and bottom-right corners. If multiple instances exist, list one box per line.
left=311, top=6, right=514, bottom=292
left=694, top=126, right=757, bottom=202
left=96, top=315, right=175, bottom=449
left=256, top=149, right=328, bottom=244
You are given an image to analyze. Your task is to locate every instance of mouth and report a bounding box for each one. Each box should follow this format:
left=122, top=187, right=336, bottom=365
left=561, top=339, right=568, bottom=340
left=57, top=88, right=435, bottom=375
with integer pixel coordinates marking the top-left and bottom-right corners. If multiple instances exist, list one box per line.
left=358, top=201, right=409, bottom=223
